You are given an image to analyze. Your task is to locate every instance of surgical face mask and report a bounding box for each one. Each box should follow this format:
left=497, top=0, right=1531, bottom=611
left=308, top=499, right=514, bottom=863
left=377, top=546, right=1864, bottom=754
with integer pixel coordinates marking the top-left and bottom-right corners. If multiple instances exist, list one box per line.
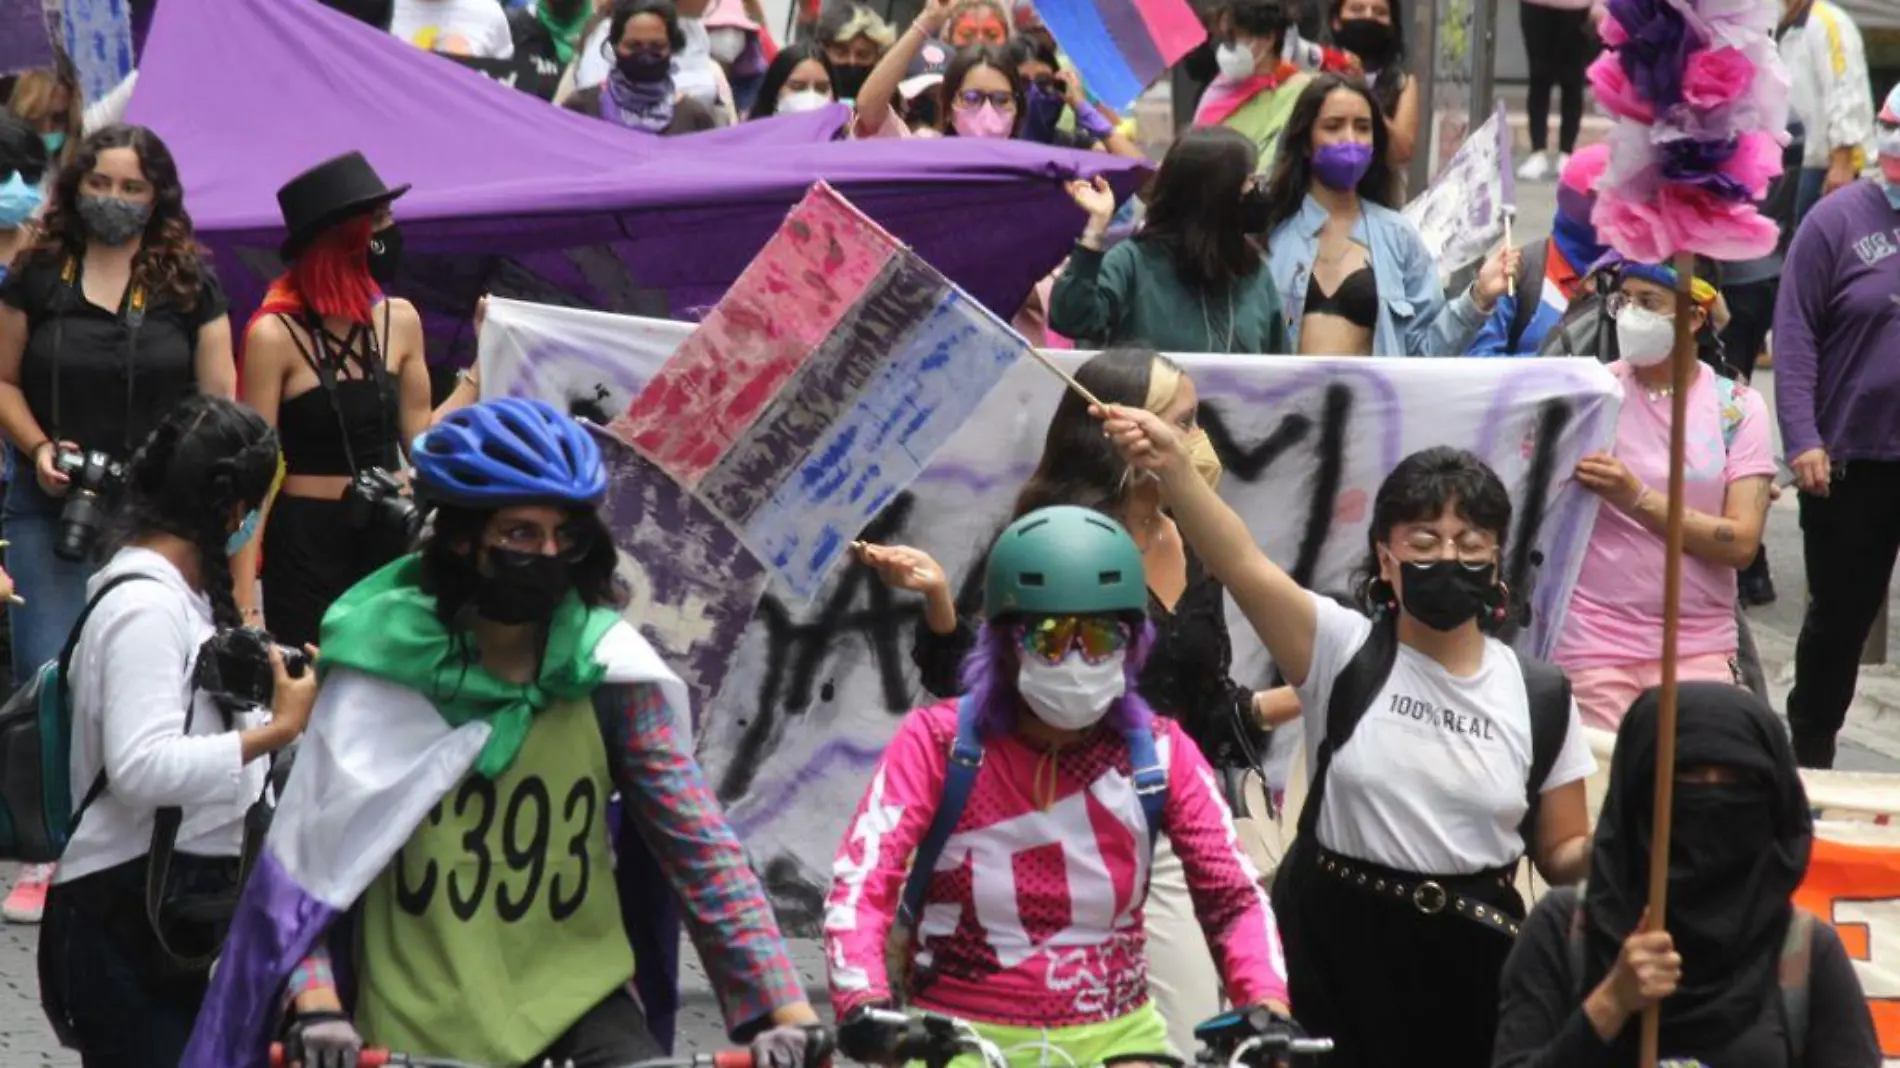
left=0, top=171, right=43, bottom=230
left=832, top=63, right=871, bottom=102
left=1187, top=427, right=1223, bottom=490
left=77, top=194, right=153, bottom=246
left=1216, top=41, right=1258, bottom=80
left=1018, top=652, right=1127, bottom=732
left=1878, top=125, right=1900, bottom=208
left=1395, top=559, right=1496, bottom=632
left=226, top=508, right=262, bottom=557
left=1615, top=304, right=1677, bottom=367
left=953, top=102, right=1013, bottom=139
left=779, top=88, right=832, bottom=114
left=707, top=27, right=748, bottom=64
left=41, top=131, right=65, bottom=156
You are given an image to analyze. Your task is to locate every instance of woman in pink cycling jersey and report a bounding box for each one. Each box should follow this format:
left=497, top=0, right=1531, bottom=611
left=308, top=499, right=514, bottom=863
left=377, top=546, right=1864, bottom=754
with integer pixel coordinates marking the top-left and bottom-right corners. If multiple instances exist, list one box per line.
left=825, top=505, right=1292, bottom=1066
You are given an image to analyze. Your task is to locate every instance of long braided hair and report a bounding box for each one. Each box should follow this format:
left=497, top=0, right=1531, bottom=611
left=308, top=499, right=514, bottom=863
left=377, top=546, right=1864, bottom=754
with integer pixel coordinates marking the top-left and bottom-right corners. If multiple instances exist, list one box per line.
left=112, top=396, right=281, bottom=628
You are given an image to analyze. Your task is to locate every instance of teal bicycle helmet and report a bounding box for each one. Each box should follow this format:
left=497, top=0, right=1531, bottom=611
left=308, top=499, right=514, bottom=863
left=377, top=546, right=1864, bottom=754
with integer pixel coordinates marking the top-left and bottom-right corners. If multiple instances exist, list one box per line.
left=985, top=506, right=1147, bottom=619
left=413, top=397, right=607, bottom=507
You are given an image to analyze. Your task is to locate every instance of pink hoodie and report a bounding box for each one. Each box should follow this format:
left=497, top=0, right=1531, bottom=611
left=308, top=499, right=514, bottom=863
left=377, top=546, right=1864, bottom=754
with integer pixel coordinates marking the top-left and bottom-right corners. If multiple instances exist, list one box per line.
left=824, top=701, right=1289, bottom=1029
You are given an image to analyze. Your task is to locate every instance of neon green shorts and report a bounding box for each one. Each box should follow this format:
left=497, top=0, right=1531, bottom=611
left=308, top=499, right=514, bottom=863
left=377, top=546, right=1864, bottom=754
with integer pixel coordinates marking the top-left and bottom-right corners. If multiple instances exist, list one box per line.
left=942, top=1002, right=1176, bottom=1068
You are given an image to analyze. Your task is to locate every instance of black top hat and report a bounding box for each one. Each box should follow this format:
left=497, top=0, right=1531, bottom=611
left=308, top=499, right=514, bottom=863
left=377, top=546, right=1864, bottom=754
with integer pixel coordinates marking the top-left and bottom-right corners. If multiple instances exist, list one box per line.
left=276, top=151, right=411, bottom=260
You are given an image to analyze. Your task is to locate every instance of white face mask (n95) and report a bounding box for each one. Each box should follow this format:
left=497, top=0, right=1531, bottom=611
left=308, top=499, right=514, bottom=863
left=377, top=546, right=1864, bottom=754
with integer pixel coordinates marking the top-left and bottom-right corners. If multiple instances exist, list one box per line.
left=1017, top=653, right=1127, bottom=732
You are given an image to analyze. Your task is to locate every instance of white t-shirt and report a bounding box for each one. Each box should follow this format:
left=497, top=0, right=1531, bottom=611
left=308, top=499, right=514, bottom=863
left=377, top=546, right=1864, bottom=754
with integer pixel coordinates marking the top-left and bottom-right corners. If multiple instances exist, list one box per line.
left=1294, top=593, right=1595, bottom=875
left=390, top=0, right=515, bottom=60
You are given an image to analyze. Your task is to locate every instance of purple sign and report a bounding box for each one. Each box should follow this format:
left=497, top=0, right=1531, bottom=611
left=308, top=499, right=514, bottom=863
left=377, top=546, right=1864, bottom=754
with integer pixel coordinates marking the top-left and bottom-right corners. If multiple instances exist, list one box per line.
left=1, top=0, right=53, bottom=75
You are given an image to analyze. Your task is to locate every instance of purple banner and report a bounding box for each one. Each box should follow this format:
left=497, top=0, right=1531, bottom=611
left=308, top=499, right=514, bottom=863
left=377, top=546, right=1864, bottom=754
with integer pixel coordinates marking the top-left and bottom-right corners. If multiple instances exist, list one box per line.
left=592, top=428, right=769, bottom=729
left=0, top=0, right=53, bottom=75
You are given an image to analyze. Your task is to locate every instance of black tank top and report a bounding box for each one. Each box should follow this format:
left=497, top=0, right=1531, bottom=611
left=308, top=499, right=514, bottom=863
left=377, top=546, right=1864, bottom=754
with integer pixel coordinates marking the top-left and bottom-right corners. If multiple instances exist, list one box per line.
left=1305, top=265, right=1379, bottom=330
left=274, top=303, right=400, bottom=477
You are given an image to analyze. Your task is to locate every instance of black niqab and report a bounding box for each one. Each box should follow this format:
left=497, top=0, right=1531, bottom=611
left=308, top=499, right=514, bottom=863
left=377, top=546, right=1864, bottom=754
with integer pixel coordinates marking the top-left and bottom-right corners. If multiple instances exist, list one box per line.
left=1583, top=682, right=1812, bottom=1056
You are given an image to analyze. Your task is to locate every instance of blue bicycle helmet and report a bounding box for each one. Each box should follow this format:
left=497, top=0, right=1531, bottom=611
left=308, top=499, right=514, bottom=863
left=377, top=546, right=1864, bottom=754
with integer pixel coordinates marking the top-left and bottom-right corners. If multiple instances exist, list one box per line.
left=413, top=397, right=608, bottom=507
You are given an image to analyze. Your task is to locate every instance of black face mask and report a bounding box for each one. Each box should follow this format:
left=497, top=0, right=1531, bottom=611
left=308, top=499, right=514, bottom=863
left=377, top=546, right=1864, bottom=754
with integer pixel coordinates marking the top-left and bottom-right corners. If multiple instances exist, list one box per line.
left=1396, top=559, right=1495, bottom=632
left=833, top=63, right=871, bottom=101
left=1333, top=18, right=1397, bottom=68
left=1668, top=782, right=1775, bottom=896
left=368, top=224, right=402, bottom=286
left=616, top=47, right=671, bottom=83
left=1238, top=186, right=1272, bottom=233
left=476, top=547, right=574, bottom=625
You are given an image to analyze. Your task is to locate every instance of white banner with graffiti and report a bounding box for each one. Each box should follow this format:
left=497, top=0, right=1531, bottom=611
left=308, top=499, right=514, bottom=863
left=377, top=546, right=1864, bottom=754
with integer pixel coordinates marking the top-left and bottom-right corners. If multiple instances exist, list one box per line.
left=480, top=297, right=1622, bottom=931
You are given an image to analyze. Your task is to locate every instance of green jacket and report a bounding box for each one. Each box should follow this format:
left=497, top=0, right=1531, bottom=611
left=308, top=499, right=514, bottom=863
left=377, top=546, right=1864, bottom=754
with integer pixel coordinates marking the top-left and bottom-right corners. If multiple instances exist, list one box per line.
left=1049, top=240, right=1289, bottom=354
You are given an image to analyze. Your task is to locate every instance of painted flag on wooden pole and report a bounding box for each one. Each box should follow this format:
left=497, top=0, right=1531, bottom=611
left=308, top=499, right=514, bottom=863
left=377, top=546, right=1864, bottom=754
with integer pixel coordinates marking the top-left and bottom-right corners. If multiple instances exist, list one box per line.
left=614, top=181, right=1028, bottom=602
left=1032, top=0, right=1207, bottom=113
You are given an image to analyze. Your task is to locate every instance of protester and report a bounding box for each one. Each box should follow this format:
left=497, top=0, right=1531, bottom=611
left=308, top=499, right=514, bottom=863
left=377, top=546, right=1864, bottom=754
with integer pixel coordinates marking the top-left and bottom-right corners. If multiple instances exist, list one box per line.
left=941, top=0, right=1010, bottom=46
left=1493, top=683, right=1881, bottom=1068
left=813, top=2, right=896, bottom=104
left=1778, top=0, right=1875, bottom=223
left=0, top=124, right=235, bottom=928
left=747, top=41, right=837, bottom=118
left=233, top=151, right=431, bottom=654
left=1553, top=261, right=1775, bottom=731
left=1773, top=83, right=1900, bottom=770
left=1100, top=408, right=1594, bottom=1068
left=390, top=0, right=516, bottom=58
left=1329, top=0, right=1416, bottom=171
left=1515, top=0, right=1594, bottom=182
left=853, top=2, right=1022, bottom=140
left=1470, top=145, right=1610, bottom=356
left=506, top=0, right=592, bottom=100
left=564, top=0, right=722, bottom=135
left=1050, top=129, right=1287, bottom=353
left=1193, top=0, right=1313, bottom=176
left=856, top=350, right=1282, bottom=1057
left=0, top=115, right=46, bottom=280
left=829, top=503, right=1292, bottom=1068
left=211, top=398, right=822, bottom=1068
left=705, top=0, right=770, bottom=114
left=1006, top=36, right=1142, bottom=157
left=5, top=67, right=82, bottom=177
left=1261, top=75, right=1515, bottom=356
left=39, top=395, right=315, bottom=1068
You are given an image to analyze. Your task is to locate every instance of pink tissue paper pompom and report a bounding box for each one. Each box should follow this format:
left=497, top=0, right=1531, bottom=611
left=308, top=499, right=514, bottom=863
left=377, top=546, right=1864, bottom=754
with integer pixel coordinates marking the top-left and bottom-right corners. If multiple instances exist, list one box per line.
left=1683, top=48, right=1756, bottom=108
left=1588, top=51, right=1655, bottom=123
left=1599, top=185, right=1779, bottom=262
left=1721, top=131, right=1784, bottom=200
left=1598, top=14, right=1628, bottom=48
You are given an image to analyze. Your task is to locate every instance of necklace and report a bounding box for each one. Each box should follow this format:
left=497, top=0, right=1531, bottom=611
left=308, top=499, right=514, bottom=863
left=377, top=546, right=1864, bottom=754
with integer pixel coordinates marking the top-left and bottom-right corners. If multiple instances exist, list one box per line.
left=1638, top=376, right=1674, bottom=402
left=1201, top=291, right=1237, bottom=352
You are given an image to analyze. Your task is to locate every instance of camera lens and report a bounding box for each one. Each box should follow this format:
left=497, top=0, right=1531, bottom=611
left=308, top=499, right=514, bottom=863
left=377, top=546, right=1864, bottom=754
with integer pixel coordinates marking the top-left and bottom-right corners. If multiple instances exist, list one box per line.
left=54, top=490, right=106, bottom=563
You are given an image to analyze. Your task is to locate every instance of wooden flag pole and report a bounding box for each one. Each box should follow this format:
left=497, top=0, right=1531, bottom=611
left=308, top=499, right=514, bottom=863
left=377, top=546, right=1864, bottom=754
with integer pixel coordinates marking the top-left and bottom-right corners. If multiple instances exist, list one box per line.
left=1639, top=250, right=1700, bottom=1068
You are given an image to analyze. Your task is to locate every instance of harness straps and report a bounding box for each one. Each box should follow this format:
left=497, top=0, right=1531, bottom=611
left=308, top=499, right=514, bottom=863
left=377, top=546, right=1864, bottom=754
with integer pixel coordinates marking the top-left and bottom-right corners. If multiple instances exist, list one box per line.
left=897, top=697, right=1168, bottom=931
left=1564, top=884, right=1814, bottom=1064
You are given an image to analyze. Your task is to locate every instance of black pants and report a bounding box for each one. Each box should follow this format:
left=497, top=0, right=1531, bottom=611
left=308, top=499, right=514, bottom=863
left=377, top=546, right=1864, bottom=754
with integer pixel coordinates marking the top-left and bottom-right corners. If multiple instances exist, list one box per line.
left=532, top=987, right=666, bottom=1068
left=40, top=865, right=213, bottom=1068
left=1520, top=3, right=1592, bottom=154
left=1789, top=461, right=1900, bottom=767
left=1718, top=278, right=1778, bottom=381
left=262, top=494, right=406, bottom=648
left=1277, top=849, right=1523, bottom=1068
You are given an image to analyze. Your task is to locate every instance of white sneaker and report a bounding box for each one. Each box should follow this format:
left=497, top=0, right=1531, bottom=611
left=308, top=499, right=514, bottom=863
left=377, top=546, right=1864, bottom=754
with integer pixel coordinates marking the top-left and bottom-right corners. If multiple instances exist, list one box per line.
left=1558, top=152, right=1572, bottom=175
left=1517, top=151, right=1553, bottom=181
left=3, top=862, right=55, bottom=924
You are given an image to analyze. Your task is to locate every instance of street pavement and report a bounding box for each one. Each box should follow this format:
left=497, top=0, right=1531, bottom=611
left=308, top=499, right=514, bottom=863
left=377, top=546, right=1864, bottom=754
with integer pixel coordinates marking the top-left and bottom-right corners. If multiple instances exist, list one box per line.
left=3, top=115, right=1898, bottom=1068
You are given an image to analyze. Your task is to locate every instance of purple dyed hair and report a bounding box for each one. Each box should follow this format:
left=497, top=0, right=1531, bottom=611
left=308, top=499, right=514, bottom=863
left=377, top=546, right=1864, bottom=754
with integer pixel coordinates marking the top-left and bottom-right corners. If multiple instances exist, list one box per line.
left=956, top=615, right=1158, bottom=740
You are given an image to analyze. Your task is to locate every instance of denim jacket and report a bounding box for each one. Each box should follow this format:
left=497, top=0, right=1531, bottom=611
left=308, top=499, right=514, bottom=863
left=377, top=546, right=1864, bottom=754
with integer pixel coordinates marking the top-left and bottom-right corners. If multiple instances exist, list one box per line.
left=1268, top=195, right=1488, bottom=357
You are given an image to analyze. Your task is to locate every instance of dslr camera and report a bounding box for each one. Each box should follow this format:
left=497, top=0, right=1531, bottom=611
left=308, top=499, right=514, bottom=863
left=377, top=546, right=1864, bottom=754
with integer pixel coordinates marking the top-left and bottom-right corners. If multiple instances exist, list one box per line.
left=195, top=626, right=309, bottom=715
left=340, top=467, right=422, bottom=553
left=53, top=447, right=126, bottom=563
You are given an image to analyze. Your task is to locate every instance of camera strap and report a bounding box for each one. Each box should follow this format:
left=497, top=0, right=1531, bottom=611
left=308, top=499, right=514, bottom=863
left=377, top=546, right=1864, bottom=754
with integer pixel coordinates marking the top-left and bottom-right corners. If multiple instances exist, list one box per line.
left=48, top=255, right=148, bottom=458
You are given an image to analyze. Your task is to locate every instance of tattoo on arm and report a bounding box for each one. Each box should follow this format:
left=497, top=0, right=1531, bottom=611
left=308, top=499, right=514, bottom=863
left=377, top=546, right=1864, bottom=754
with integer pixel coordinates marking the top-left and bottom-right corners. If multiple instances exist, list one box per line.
left=1714, top=524, right=1736, bottom=543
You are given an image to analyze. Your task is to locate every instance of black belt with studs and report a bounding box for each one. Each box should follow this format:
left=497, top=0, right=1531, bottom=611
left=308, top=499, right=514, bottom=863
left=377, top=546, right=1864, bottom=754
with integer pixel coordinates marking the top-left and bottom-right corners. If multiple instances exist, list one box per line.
left=1313, top=847, right=1523, bottom=938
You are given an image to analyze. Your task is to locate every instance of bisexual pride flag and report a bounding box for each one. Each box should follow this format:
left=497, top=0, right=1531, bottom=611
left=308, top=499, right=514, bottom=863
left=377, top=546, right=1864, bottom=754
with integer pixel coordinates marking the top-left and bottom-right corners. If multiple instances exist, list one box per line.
left=1035, top=0, right=1207, bottom=113
left=614, top=182, right=1028, bottom=602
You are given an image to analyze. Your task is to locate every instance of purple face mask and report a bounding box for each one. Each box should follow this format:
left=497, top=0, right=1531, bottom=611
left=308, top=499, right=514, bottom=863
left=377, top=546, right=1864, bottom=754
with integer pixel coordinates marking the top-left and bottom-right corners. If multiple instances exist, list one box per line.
left=1312, top=141, right=1375, bottom=191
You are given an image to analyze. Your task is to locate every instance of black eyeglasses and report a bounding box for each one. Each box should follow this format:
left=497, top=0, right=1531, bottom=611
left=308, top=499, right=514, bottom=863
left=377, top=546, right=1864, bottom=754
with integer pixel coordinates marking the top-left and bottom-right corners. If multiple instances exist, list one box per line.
left=954, top=89, right=1017, bottom=110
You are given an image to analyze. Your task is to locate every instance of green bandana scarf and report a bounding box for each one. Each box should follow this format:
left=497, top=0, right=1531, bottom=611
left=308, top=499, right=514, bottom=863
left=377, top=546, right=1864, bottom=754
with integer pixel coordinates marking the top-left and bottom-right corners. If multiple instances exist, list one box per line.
left=536, top=1, right=591, bottom=65
left=319, top=556, right=620, bottom=777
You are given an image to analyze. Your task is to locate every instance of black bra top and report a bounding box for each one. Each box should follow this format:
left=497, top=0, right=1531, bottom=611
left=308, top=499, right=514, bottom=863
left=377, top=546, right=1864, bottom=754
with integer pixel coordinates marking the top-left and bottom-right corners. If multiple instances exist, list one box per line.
left=274, top=306, right=401, bottom=477
left=1305, top=265, right=1380, bottom=330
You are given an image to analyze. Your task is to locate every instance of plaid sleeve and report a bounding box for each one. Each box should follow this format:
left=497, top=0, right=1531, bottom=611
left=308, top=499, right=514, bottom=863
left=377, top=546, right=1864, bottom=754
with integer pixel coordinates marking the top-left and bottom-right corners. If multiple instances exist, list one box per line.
left=601, top=681, right=806, bottom=1038
left=279, top=946, right=338, bottom=1017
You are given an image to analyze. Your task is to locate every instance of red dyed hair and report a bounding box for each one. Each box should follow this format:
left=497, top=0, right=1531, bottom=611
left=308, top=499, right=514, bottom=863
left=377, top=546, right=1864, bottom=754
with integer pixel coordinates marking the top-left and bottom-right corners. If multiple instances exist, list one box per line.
left=289, top=214, right=376, bottom=324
